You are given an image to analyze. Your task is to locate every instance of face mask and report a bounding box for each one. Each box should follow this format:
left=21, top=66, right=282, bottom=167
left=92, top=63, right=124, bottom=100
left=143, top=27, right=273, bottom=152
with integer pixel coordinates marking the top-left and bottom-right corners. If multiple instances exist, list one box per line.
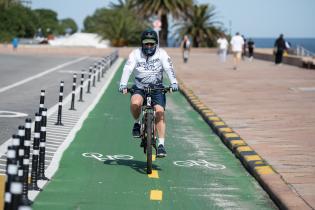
left=142, top=44, right=157, bottom=56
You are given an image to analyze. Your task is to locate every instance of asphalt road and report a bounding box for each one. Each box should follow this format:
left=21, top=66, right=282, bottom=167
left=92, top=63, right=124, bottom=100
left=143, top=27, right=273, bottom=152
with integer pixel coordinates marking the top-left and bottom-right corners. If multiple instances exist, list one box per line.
left=0, top=53, right=102, bottom=144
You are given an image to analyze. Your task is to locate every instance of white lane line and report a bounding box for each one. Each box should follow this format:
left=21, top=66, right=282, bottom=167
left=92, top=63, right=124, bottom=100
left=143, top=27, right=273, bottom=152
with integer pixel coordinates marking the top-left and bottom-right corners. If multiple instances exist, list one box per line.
left=0, top=57, right=88, bottom=93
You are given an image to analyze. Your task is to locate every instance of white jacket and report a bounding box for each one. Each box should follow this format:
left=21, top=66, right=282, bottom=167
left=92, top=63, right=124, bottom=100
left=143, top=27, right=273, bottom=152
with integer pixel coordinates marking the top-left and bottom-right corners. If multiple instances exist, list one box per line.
left=120, top=48, right=178, bottom=89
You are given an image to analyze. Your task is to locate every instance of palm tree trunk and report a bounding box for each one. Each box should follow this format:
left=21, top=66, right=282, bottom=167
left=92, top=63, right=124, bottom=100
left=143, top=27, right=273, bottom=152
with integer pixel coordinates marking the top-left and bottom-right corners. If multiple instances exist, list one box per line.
left=159, top=14, right=168, bottom=47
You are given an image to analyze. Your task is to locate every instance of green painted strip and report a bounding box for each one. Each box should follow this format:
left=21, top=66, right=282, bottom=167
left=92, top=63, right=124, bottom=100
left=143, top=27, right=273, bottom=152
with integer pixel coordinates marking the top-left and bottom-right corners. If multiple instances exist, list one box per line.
left=32, top=62, right=276, bottom=210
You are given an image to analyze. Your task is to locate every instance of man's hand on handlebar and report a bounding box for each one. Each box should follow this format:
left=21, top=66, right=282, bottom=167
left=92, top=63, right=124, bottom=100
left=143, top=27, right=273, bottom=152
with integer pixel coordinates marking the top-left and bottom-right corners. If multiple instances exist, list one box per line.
left=119, top=84, right=128, bottom=94
left=170, top=83, right=179, bottom=92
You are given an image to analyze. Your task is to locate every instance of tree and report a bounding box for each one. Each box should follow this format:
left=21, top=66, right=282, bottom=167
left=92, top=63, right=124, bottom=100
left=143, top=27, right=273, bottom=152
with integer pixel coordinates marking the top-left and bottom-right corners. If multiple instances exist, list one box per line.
left=33, top=9, right=59, bottom=36
left=134, top=0, right=193, bottom=46
left=84, top=6, right=147, bottom=46
left=174, top=4, right=223, bottom=47
left=0, top=4, right=38, bottom=42
left=58, top=18, right=78, bottom=35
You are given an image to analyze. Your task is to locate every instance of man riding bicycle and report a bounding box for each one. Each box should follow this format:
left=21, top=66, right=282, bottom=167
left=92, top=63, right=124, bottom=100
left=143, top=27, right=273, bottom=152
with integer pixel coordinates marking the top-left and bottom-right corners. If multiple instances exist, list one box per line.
left=119, top=29, right=178, bottom=158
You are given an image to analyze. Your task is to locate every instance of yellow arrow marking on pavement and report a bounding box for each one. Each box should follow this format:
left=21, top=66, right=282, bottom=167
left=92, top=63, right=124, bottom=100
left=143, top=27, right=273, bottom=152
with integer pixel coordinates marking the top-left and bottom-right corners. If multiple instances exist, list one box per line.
left=255, top=166, right=274, bottom=175
left=150, top=190, right=163, bottom=201
left=148, top=170, right=159, bottom=179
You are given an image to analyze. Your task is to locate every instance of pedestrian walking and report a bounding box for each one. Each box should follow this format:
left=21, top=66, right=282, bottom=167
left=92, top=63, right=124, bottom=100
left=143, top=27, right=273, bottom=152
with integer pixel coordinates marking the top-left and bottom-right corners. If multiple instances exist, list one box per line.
left=217, top=34, right=229, bottom=62
left=247, top=38, right=255, bottom=61
left=230, top=32, right=244, bottom=70
left=180, top=35, right=191, bottom=63
left=274, top=34, right=287, bottom=65
left=12, top=37, right=19, bottom=51
left=242, top=35, right=247, bottom=60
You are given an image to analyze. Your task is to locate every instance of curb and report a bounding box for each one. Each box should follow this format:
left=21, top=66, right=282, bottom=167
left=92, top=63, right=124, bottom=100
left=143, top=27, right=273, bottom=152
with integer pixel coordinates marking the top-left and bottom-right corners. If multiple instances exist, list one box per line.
left=178, top=79, right=312, bottom=210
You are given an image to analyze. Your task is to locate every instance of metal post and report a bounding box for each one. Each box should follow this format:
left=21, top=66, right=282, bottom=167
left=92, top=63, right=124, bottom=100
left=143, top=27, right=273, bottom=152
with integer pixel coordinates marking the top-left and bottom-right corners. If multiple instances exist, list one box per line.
left=55, top=81, right=64, bottom=126
left=69, top=74, right=77, bottom=110
left=29, top=113, right=42, bottom=191
left=97, top=63, right=101, bottom=82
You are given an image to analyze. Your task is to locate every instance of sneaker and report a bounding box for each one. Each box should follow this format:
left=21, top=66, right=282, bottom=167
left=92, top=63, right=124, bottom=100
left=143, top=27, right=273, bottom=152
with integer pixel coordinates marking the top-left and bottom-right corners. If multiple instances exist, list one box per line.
left=157, top=145, right=167, bottom=158
left=132, top=122, right=141, bottom=137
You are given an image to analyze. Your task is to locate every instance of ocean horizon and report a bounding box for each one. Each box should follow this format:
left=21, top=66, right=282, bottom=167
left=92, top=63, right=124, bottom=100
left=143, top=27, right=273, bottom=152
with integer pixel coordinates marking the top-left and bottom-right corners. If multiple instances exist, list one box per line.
left=168, top=37, right=315, bottom=53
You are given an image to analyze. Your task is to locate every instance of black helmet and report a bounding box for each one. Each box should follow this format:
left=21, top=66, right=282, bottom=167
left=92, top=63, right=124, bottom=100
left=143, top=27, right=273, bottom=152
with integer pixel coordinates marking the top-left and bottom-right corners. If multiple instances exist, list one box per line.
left=141, top=29, right=158, bottom=56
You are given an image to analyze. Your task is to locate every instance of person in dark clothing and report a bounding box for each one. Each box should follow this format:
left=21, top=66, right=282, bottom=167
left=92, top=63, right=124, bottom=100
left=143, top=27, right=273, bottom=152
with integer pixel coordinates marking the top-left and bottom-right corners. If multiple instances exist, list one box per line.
left=274, top=34, right=287, bottom=64
left=247, top=38, right=255, bottom=61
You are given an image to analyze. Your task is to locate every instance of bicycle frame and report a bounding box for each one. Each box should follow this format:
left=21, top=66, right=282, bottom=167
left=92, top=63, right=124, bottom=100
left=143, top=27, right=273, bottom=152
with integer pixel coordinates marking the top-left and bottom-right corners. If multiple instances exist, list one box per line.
left=128, top=87, right=170, bottom=174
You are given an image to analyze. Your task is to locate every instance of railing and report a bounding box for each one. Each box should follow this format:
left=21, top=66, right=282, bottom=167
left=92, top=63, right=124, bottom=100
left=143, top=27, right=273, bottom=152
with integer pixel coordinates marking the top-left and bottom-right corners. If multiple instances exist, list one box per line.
left=295, top=45, right=315, bottom=57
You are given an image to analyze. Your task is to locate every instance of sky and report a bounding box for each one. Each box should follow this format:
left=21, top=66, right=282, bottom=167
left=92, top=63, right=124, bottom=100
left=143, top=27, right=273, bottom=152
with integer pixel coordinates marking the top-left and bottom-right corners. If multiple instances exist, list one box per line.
left=31, top=0, right=315, bottom=38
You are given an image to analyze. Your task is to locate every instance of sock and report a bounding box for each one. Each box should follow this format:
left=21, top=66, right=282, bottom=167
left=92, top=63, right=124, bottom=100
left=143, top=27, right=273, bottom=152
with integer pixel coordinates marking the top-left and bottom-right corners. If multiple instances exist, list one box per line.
left=158, top=138, right=165, bottom=146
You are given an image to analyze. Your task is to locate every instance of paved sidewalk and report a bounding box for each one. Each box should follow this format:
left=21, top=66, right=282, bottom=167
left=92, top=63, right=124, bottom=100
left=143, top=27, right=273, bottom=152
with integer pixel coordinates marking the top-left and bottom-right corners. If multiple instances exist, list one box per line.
left=168, top=51, right=315, bottom=209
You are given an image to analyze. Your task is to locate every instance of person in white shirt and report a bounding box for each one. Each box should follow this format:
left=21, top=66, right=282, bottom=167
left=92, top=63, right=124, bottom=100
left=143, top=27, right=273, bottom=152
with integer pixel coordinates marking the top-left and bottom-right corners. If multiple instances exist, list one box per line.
left=119, top=29, right=178, bottom=157
left=217, top=35, right=229, bottom=62
left=230, top=32, right=245, bottom=70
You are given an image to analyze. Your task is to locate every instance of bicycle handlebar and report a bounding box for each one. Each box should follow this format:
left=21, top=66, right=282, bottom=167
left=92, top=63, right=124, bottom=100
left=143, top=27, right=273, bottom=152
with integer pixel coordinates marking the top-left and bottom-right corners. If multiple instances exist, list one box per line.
left=126, top=87, right=173, bottom=94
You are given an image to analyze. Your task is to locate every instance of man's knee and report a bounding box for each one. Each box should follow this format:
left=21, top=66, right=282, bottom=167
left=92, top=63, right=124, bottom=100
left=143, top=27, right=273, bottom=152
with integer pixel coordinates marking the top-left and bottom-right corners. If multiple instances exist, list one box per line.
left=131, top=95, right=143, bottom=107
left=155, top=106, right=165, bottom=121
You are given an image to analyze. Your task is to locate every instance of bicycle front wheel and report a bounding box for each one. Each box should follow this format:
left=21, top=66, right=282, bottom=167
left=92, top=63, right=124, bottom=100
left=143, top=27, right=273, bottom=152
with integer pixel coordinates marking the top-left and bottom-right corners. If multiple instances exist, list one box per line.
left=145, top=113, right=153, bottom=174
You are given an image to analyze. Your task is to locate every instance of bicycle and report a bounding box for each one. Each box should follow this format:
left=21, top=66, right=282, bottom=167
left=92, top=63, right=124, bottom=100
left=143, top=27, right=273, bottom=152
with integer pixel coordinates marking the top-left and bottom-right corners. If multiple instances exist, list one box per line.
left=127, top=86, right=172, bottom=174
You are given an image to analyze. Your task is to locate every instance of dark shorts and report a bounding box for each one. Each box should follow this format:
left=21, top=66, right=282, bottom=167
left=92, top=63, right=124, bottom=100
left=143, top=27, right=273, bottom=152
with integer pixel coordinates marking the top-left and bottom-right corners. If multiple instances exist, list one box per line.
left=131, top=85, right=166, bottom=109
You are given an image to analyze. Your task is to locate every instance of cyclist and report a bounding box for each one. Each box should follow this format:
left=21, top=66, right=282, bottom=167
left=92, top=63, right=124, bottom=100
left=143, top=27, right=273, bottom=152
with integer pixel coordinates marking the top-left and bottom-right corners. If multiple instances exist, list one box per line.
left=119, top=28, right=178, bottom=158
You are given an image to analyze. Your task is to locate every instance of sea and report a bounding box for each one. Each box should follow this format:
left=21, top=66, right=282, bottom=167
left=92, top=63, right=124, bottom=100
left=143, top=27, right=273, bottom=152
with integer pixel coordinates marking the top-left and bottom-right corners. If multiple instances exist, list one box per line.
left=250, top=38, right=315, bottom=52
left=168, top=37, right=315, bottom=53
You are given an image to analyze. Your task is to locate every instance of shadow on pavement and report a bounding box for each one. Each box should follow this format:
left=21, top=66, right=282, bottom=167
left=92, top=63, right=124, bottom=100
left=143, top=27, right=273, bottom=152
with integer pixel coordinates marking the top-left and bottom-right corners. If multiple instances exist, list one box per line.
left=103, top=159, right=161, bottom=174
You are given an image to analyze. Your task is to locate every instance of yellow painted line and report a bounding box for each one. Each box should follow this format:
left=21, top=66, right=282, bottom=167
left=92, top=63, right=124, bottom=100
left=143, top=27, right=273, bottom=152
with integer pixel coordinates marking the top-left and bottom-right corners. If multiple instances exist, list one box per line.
left=230, top=140, right=246, bottom=146
left=150, top=190, right=163, bottom=201
left=213, top=121, right=225, bottom=126
left=218, top=127, right=233, bottom=133
left=204, top=111, right=215, bottom=116
left=0, top=175, right=5, bottom=210
left=148, top=170, right=159, bottom=179
left=255, top=166, right=274, bottom=175
left=244, top=155, right=262, bottom=161
left=237, top=146, right=253, bottom=152
left=152, top=154, right=156, bottom=161
left=224, top=133, right=239, bottom=138
left=209, top=117, right=220, bottom=121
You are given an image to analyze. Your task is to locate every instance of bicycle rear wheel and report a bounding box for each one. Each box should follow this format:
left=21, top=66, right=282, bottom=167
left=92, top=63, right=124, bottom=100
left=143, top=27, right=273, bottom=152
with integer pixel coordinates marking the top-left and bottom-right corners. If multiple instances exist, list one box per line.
left=145, top=113, right=153, bottom=174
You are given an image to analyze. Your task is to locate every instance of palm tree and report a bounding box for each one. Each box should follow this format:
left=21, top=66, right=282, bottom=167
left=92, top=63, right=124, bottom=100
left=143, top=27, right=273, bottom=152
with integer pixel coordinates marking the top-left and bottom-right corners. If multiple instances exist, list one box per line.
left=134, top=0, right=193, bottom=46
left=174, top=4, right=223, bottom=47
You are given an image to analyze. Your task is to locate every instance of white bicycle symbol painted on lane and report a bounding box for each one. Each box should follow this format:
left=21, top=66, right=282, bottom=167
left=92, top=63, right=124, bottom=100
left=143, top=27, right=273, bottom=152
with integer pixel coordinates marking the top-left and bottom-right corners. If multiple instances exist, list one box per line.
left=173, top=159, right=226, bottom=170
left=82, top=152, right=134, bottom=161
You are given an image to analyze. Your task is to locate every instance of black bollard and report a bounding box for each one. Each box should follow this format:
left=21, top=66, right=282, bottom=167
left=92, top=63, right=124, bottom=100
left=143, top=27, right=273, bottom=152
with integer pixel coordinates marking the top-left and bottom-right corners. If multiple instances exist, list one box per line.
left=4, top=144, right=18, bottom=210
left=29, top=113, right=42, bottom=191
left=17, top=126, right=25, bottom=181
left=97, top=63, right=101, bottom=82
left=69, top=74, right=77, bottom=110
left=39, top=90, right=45, bottom=115
left=78, top=71, right=84, bottom=102
left=86, top=67, right=92, bottom=94
left=92, top=68, right=96, bottom=87
left=101, top=60, right=105, bottom=78
left=38, top=108, right=49, bottom=181
left=21, top=119, right=32, bottom=205
left=55, top=81, right=64, bottom=126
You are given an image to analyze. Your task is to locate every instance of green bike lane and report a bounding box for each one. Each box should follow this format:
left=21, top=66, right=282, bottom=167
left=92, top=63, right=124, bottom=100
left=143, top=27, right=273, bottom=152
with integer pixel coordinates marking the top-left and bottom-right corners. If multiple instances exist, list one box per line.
left=33, top=63, right=277, bottom=210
